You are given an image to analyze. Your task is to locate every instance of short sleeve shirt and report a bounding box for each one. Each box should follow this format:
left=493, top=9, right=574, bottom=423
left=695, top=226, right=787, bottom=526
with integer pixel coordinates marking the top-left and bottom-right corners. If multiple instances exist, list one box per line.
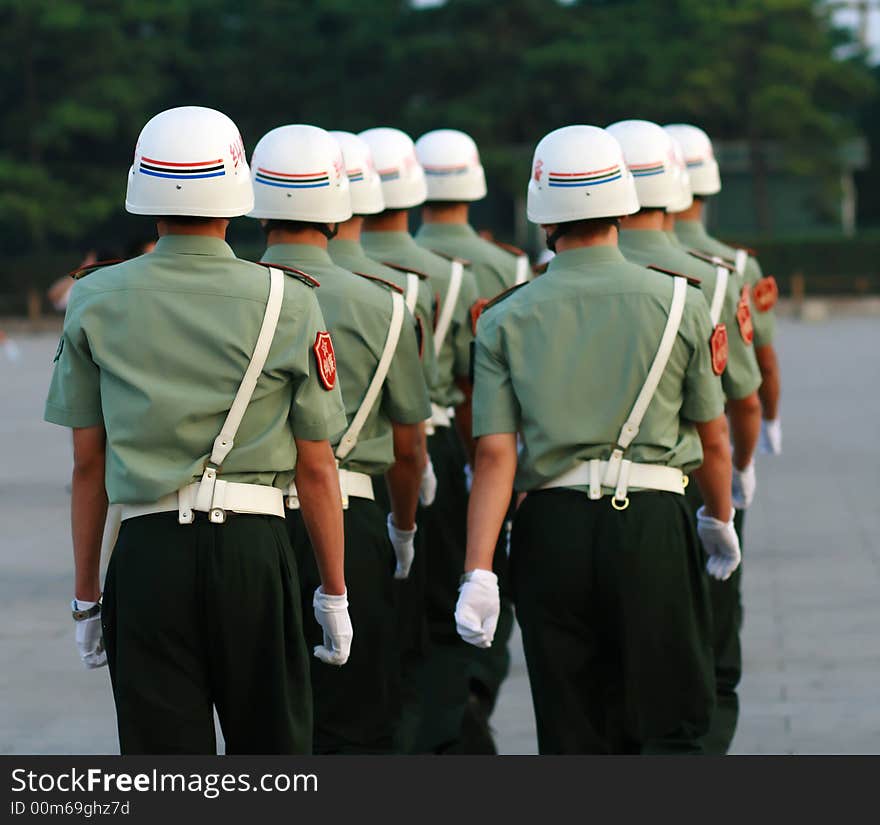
left=472, top=245, right=724, bottom=491
left=44, top=235, right=347, bottom=503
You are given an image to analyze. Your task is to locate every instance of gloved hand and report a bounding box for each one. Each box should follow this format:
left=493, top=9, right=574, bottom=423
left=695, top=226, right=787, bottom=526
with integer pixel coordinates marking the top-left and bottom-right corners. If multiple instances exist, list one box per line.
left=419, top=457, right=437, bottom=507
left=313, top=588, right=353, bottom=666
left=73, top=600, right=107, bottom=669
left=455, top=569, right=500, bottom=649
left=387, top=514, right=416, bottom=580
left=696, top=506, right=742, bottom=582
left=759, top=418, right=782, bottom=455
left=731, top=460, right=756, bottom=510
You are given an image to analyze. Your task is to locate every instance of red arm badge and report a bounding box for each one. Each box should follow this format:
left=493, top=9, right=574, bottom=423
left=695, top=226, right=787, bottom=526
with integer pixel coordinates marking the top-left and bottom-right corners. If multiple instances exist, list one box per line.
left=736, top=286, right=754, bottom=344
left=313, top=331, right=337, bottom=390
left=470, top=298, right=489, bottom=335
left=710, top=324, right=728, bottom=376
left=752, top=276, right=778, bottom=313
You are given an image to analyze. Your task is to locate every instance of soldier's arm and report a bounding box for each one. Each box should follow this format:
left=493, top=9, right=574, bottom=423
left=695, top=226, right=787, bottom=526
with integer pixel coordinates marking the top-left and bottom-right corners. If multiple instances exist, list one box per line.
left=385, top=422, right=427, bottom=531
left=756, top=344, right=781, bottom=420
left=71, top=425, right=108, bottom=602
left=727, top=391, right=761, bottom=470
left=692, top=416, right=734, bottom=521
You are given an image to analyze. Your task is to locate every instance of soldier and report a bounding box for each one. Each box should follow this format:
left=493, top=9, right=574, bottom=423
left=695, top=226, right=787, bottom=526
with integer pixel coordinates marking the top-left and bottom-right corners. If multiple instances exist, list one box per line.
left=252, top=124, right=432, bottom=753
left=359, top=127, right=481, bottom=753
left=455, top=124, right=741, bottom=754
left=44, top=106, right=350, bottom=755
left=665, top=124, right=782, bottom=457
left=412, top=128, right=526, bottom=752
left=610, top=119, right=763, bottom=753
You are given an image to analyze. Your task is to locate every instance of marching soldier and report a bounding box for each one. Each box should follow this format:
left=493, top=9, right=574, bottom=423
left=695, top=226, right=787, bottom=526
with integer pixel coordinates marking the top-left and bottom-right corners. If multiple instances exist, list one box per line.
left=413, top=128, right=526, bottom=752
left=45, top=106, right=350, bottom=754
left=610, top=119, right=763, bottom=753
left=252, top=124, right=431, bottom=753
left=455, top=125, right=741, bottom=754
left=359, top=127, right=482, bottom=753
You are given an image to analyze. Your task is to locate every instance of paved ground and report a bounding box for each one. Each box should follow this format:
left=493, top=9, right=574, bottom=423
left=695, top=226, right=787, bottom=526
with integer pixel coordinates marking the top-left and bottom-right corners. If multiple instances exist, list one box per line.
left=2, top=316, right=878, bottom=754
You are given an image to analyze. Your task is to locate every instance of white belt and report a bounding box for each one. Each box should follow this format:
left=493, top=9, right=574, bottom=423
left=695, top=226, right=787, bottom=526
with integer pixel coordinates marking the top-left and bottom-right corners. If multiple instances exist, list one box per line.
left=120, top=480, right=285, bottom=524
left=429, top=403, right=454, bottom=429
left=539, top=459, right=687, bottom=510
left=286, top=468, right=374, bottom=511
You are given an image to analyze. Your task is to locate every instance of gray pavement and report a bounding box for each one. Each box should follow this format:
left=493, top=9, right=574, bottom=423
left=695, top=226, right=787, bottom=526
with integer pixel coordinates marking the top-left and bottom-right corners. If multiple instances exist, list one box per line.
left=1, top=316, right=878, bottom=754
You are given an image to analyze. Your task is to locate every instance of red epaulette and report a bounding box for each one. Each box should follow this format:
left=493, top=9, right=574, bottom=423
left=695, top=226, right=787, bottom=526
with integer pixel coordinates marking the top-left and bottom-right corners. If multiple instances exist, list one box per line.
left=351, top=271, right=404, bottom=294
left=686, top=249, right=736, bottom=272
left=381, top=262, right=428, bottom=280
left=428, top=249, right=472, bottom=267
left=482, top=281, right=529, bottom=313
left=491, top=239, right=527, bottom=257
left=68, top=258, right=126, bottom=280
left=532, top=261, right=550, bottom=276
left=255, top=261, right=320, bottom=288
left=646, top=264, right=702, bottom=287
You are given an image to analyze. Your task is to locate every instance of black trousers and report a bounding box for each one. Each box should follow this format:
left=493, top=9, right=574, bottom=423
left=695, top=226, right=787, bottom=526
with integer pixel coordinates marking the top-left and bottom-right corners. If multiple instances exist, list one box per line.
left=510, top=490, right=715, bottom=754
left=686, top=483, right=746, bottom=755
left=287, top=497, right=397, bottom=754
left=102, top=512, right=311, bottom=755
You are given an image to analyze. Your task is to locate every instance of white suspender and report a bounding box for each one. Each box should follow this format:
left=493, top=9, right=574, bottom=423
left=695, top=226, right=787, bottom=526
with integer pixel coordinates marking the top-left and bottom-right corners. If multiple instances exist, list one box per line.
left=514, top=254, right=530, bottom=285
left=404, top=272, right=419, bottom=315
left=433, top=260, right=463, bottom=357
left=734, top=248, right=748, bottom=278
left=335, top=290, right=406, bottom=461
left=601, top=276, right=688, bottom=506
left=192, top=266, right=284, bottom=518
left=709, top=264, right=728, bottom=327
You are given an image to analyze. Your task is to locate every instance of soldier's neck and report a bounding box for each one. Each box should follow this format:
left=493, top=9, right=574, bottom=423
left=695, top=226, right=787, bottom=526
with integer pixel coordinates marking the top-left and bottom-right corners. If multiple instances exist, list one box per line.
left=362, top=210, right=410, bottom=233
left=620, top=209, right=665, bottom=231
left=554, top=227, right=618, bottom=253
left=421, top=203, right=469, bottom=225
left=662, top=213, right=676, bottom=232
left=673, top=199, right=704, bottom=222
left=335, top=217, right=364, bottom=241
left=156, top=218, right=229, bottom=239
left=265, top=227, right=328, bottom=249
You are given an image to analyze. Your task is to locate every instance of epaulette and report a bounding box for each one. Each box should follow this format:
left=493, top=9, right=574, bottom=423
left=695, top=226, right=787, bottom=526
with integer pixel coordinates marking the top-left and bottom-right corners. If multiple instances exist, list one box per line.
left=256, top=261, right=320, bottom=288
left=381, top=261, right=428, bottom=280
left=646, top=264, right=702, bottom=287
left=686, top=249, right=736, bottom=272
left=351, top=271, right=404, bottom=294
left=68, top=258, right=126, bottom=280
left=725, top=241, right=757, bottom=257
left=482, top=282, right=528, bottom=313
left=532, top=261, right=550, bottom=276
left=491, top=239, right=527, bottom=258
left=428, top=249, right=472, bottom=267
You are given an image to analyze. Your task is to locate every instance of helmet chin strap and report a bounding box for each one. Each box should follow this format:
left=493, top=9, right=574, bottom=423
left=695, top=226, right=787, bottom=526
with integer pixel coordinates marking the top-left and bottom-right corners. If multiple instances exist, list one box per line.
left=317, top=223, right=339, bottom=241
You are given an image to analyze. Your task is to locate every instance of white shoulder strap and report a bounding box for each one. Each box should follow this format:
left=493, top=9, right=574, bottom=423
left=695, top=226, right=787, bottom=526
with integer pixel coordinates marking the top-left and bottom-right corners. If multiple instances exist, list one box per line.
left=709, top=264, right=728, bottom=327
left=734, top=248, right=748, bottom=278
left=335, top=289, right=406, bottom=461
left=433, top=260, right=463, bottom=357
left=514, top=254, right=530, bottom=285
left=405, top=272, right=419, bottom=315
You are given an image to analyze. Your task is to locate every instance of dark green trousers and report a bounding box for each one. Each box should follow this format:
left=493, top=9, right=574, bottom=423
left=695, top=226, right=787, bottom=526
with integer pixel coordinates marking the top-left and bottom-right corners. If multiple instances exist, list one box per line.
left=102, top=512, right=311, bottom=755
left=685, top=483, right=745, bottom=755
left=510, top=489, right=714, bottom=755
left=287, top=497, right=397, bottom=754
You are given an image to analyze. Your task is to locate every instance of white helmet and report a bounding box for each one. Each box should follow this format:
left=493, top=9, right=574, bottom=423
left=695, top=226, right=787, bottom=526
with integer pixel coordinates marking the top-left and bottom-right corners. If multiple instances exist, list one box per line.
left=330, top=131, right=384, bottom=216
left=358, top=127, right=427, bottom=209
left=606, top=119, right=679, bottom=210
left=415, top=129, right=487, bottom=202
left=664, top=131, right=694, bottom=213
left=527, top=125, right=639, bottom=224
left=126, top=106, right=254, bottom=218
left=249, top=124, right=352, bottom=223
left=663, top=124, right=721, bottom=196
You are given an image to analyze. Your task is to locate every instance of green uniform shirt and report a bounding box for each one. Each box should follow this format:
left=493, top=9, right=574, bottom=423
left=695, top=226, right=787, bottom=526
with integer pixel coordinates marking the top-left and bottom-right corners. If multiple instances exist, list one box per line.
left=675, top=219, right=776, bottom=347
left=361, top=230, right=478, bottom=407
left=328, top=237, right=439, bottom=398
left=472, top=245, right=724, bottom=492
left=619, top=229, right=761, bottom=401
left=262, top=243, right=431, bottom=476
left=415, top=222, right=523, bottom=299
left=44, top=235, right=347, bottom=504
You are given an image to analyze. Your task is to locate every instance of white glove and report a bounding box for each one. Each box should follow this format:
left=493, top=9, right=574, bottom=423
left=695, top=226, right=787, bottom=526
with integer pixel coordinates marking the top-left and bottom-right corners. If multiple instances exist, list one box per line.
left=419, top=457, right=437, bottom=506
left=73, top=600, right=107, bottom=669
left=696, top=506, right=742, bottom=582
left=731, top=460, right=756, bottom=510
left=312, top=588, right=353, bottom=666
left=454, top=569, right=500, bottom=649
left=759, top=418, right=782, bottom=455
left=387, top=514, right=416, bottom=580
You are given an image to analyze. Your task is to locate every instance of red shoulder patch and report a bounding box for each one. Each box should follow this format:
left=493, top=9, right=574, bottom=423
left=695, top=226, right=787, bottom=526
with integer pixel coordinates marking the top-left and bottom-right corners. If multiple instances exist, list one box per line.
left=470, top=298, right=490, bottom=335
left=351, top=271, right=405, bottom=294
left=710, top=324, right=728, bottom=376
left=646, top=264, right=702, bottom=287
left=256, top=261, right=320, bottom=288
left=381, top=261, right=428, bottom=280
left=313, top=331, right=337, bottom=390
left=752, top=276, right=778, bottom=312
left=68, top=258, right=126, bottom=280
left=736, top=285, right=754, bottom=344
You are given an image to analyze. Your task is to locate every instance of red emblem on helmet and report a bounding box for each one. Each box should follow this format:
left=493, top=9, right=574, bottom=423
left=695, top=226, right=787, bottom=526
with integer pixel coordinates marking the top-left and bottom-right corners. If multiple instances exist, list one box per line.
left=313, top=331, right=337, bottom=390
left=470, top=298, right=490, bottom=335
left=710, top=324, right=728, bottom=376
left=534, top=159, right=544, bottom=182
left=752, top=276, right=778, bottom=313
left=736, top=286, right=754, bottom=344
